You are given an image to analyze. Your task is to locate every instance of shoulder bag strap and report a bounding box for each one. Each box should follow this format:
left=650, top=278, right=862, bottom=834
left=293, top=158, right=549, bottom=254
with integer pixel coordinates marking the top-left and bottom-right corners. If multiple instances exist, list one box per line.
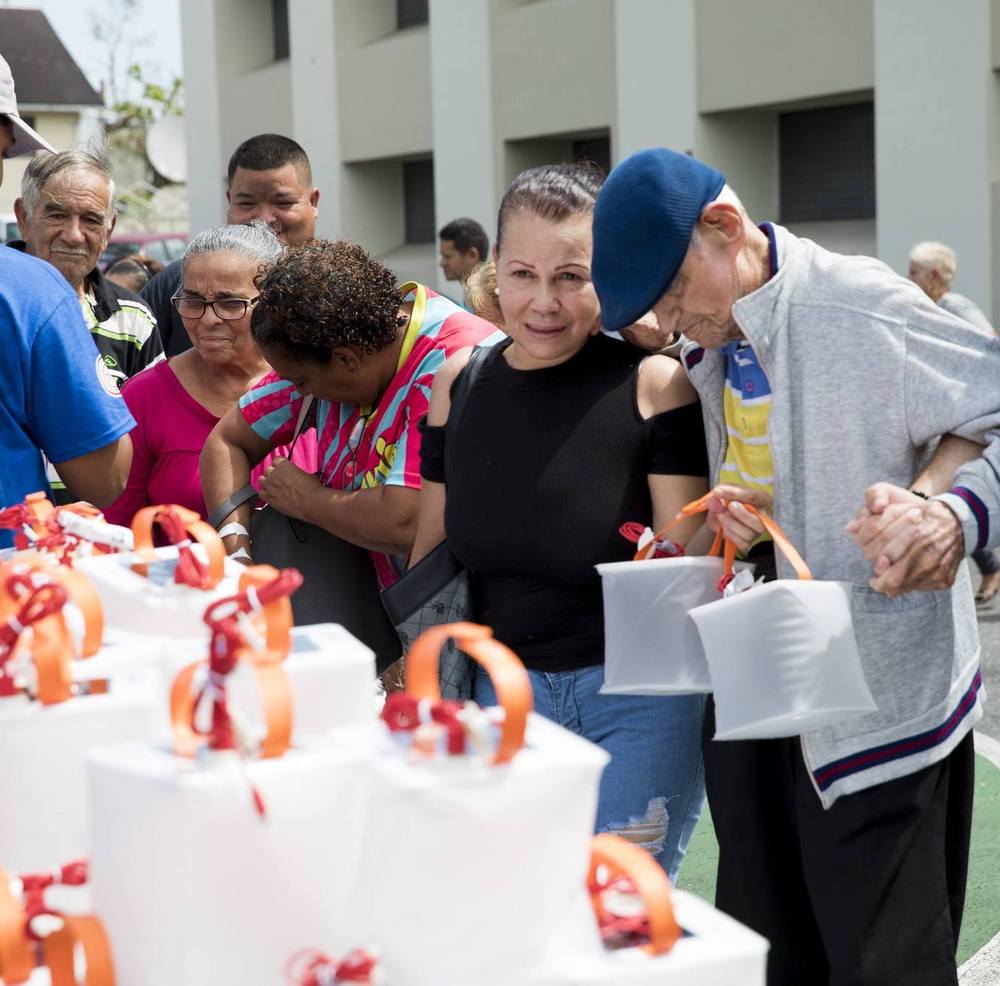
left=443, top=343, right=492, bottom=481
left=208, top=395, right=316, bottom=531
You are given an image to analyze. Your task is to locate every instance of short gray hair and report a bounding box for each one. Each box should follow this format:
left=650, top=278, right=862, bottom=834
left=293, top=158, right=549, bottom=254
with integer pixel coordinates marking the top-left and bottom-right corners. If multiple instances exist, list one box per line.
left=909, top=240, right=957, bottom=290
left=182, top=220, right=284, bottom=274
left=21, top=146, right=117, bottom=219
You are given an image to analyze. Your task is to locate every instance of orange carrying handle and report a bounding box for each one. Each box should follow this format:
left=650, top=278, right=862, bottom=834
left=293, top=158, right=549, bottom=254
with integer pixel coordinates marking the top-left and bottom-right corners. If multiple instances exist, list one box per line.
left=239, top=565, right=294, bottom=659
left=589, top=833, right=682, bottom=956
left=636, top=492, right=812, bottom=581
left=0, top=865, right=115, bottom=986
left=0, top=865, right=34, bottom=984
left=169, top=566, right=294, bottom=760
left=131, top=504, right=226, bottom=587
left=0, top=562, right=76, bottom=706
left=405, top=622, right=532, bottom=765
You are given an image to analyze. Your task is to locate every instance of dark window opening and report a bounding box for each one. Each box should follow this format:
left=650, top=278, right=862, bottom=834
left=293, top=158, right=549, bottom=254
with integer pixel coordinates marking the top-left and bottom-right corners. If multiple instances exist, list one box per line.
left=272, top=0, right=290, bottom=60
left=779, top=102, right=875, bottom=222
left=397, top=0, right=429, bottom=29
left=20, top=115, right=36, bottom=131
left=572, top=136, right=611, bottom=177
left=403, top=159, right=435, bottom=243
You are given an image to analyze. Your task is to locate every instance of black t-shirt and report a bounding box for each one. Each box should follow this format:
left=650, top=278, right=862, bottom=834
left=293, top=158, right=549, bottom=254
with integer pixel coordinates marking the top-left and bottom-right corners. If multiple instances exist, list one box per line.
left=141, top=259, right=190, bottom=356
left=436, top=334, right=707, bottom=673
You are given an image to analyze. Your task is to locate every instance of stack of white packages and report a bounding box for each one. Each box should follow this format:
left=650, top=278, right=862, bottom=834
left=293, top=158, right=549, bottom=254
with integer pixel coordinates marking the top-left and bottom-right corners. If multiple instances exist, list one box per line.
left=87, top=564, right=382, bottom=986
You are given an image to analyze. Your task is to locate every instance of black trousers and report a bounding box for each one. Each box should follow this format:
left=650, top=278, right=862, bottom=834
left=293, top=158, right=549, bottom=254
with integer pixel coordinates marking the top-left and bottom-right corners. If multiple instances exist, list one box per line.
left=703, top=698, right=975, bottom=986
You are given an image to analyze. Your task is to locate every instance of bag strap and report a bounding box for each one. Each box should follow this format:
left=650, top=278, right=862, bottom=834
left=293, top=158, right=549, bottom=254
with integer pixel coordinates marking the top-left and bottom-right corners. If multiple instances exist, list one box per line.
left=588, top=833, right=682, bottom=956
left=405, top=621, right=532, bottom=765
left=207, top=395, right=317, bottom=531
left=443, top=344, right=492, bottom=481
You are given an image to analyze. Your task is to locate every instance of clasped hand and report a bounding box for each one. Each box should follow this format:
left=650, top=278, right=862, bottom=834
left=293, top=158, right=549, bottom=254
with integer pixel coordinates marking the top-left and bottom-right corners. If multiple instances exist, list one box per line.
left=845, top=483, right=964, bottom=597
left=257, top=456, right=322, bottom=520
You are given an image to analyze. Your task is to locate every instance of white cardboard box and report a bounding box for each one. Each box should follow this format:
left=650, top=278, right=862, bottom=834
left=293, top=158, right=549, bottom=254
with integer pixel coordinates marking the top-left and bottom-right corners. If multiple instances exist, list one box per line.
left=88, top=727, right=377, bottom=986
left=0, top=681, right=158, bottom=873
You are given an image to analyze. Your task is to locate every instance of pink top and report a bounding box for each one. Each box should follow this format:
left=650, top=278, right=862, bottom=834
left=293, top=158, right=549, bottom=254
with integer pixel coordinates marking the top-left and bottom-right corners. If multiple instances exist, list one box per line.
left=104, top=359, right=318, bottom=527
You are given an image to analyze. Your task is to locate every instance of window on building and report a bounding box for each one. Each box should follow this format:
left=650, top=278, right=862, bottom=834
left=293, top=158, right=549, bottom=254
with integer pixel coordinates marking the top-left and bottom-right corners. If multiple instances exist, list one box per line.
left=779, top=102, right=875, bottom=222
left=272, top=0, right=290, bottom=60
left=397, top=0, right=429, bottom=29
left=572, top=136, right=611, bottom=176
left=403, top=159, right=436, bottom=243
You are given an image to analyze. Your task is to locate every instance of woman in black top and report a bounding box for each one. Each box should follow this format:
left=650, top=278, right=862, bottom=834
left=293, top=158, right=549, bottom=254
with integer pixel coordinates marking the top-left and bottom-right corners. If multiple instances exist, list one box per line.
left=411, top=164, right=709, bottom=880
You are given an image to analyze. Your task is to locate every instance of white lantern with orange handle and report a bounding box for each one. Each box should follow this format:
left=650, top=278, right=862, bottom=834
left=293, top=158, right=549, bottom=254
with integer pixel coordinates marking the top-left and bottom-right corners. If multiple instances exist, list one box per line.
left=87, top=568, right=381, bottom=986
left=0, top=562, right=157, bottom=873
left=688, top=504, right=875, bottom=739
left=0, top=859, right=117, bottom=986
left=353, top=622, right=609, bottom=986
left=75, top=504, right=241, bottom=641
left=526, top=834, right=768, bottom=985
left=597, top=492, right=755, bottom=696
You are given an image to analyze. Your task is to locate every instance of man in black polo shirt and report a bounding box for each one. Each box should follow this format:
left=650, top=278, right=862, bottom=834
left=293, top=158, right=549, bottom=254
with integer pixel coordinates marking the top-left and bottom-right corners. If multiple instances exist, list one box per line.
left=142, top=133, right=320, bottom=356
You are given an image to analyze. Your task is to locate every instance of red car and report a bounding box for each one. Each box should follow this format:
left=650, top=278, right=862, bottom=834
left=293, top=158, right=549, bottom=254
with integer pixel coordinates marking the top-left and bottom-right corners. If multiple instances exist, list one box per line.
left=99, top=232, right=189, bottom=271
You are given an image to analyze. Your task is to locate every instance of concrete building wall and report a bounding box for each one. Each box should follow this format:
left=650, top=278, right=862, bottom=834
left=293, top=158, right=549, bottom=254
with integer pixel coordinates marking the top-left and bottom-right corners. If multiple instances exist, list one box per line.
left=179, top=0, right=1000, bottom=319
left=875, top=0, right=998, bottom=318
left=696, top=0, right=873, bottom=113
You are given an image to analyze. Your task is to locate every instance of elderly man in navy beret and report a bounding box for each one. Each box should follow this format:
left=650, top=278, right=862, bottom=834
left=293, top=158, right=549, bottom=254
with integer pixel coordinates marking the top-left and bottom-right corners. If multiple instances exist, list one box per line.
left=592, top=148, right=1000, bottom=986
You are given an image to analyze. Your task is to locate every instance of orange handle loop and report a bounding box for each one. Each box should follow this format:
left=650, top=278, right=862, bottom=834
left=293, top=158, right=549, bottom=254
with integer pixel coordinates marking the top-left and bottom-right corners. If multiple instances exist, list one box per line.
left=405, top=622, right=532, bottom=765
left=131, top=505, right=225, bottom=587
left=588, top=833, right=682, bottom=956
left=635, top=492, right=740, bottom=572
left=169, top=566, right=295, bottom=765
left=0, top=865, right=35, bottom=984
left=740, top=505, right=812, bottom=580
left=0, top=566, right=75, bottom=706
left=238, top=565, right=294, bottom=658
left=43, top=915, right=116, bottom=986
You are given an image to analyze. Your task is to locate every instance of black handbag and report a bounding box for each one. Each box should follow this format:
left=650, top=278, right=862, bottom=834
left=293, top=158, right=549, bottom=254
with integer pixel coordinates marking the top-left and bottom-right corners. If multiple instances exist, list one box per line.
left=379, top=344, right=490, bottom=699
left=207, top=399, right=402, bottom=675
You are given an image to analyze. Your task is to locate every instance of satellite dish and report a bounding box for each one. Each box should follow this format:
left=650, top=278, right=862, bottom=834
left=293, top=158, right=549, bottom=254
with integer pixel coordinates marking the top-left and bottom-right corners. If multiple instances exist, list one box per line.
left=145, top=117, right=187, bottom=184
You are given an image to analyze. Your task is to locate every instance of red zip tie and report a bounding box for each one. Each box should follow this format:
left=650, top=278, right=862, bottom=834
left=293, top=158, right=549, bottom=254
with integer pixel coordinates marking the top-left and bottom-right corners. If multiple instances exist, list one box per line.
left=202, top=568, right=304, bottom=627
left=285, top=948, right=378, bottom=985
left=155, top=507, right=213, bottom=588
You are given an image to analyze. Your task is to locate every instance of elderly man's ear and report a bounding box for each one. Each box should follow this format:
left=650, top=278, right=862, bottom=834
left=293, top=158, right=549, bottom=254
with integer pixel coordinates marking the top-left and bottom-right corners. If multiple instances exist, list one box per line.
left=698, top=202, right=745, bottom=245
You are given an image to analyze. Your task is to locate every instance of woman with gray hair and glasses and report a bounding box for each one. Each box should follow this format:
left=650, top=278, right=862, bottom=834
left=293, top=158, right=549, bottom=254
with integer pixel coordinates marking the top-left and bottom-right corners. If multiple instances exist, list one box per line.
left=105, top=221, right=316, bottom=526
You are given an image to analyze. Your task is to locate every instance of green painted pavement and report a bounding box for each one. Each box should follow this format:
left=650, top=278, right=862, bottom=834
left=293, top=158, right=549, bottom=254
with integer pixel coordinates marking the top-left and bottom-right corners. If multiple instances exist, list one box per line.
left=676, top=753, right=1000, bottom=966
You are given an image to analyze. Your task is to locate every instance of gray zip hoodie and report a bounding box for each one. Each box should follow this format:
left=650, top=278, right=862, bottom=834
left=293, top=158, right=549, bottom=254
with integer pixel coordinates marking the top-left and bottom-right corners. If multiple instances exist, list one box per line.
left=683, top=225, right=1000, bottom=807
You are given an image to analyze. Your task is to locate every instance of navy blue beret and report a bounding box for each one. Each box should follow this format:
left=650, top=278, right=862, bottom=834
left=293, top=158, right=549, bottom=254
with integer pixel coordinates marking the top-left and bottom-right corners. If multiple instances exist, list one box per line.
left=592, top=148, right=725, bottom=332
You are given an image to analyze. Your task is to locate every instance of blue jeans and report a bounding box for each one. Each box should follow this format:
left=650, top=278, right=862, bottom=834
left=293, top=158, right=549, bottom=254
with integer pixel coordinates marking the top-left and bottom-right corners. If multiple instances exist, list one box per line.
left=473, top=664, right=706, bottom=883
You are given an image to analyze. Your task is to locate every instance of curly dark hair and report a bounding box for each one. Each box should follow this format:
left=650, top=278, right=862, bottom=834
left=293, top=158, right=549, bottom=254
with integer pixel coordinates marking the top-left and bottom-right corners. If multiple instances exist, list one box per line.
left=251, top=239, right=402, bottom=364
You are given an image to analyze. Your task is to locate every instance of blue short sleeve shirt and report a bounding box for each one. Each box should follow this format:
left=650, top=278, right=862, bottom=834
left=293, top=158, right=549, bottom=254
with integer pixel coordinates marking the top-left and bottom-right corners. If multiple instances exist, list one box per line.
left=0, top=247, right=135, bottom=545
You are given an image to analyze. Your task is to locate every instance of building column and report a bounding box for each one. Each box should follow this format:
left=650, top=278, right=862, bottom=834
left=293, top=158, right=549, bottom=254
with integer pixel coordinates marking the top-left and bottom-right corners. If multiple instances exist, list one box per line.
left=875, top=0, right=999, bottom=317
left=428, top=0, right=496, bottom=295
left=288, top=0, right=341, bottom=241
left=614, top=0, right=698, bottom=161
left=179, top=0, right=226, bottom=232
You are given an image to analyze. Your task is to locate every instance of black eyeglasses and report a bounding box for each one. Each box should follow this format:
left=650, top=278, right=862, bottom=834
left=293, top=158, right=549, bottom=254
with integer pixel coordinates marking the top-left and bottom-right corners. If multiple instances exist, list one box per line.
left=171, top=294, right=260, bottom=320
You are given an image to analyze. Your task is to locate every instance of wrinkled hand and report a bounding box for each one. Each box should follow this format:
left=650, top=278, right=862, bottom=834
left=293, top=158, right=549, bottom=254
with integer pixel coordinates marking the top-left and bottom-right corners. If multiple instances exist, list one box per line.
left=704, top=484, right=773, bottom=552
left=257, top=456, right=322, bottom=521
left=620, top=311, right=677, bottom=352
left=846, top=482, right=965, bottom=596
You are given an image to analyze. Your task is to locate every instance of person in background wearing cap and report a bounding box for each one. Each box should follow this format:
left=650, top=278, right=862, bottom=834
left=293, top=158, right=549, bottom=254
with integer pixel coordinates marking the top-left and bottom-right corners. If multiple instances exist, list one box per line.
left=0, top=54, right=134, bottom=539
left=591, top=147, right=1000, bottom=985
